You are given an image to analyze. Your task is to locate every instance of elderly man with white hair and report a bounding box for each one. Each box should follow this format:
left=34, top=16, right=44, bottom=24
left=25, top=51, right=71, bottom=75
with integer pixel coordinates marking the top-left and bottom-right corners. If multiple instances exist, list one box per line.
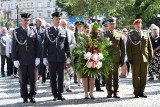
left=35, top=18, right=46, bottom=83
left=69, top=24, right=75, bottom=32
left=60, top=19, right=76, bottom=92
left=0, top=27, right=9, bottom=77
left=148, top=25, right=160, bottom=80
left=6, top=28, right=18, bottom=78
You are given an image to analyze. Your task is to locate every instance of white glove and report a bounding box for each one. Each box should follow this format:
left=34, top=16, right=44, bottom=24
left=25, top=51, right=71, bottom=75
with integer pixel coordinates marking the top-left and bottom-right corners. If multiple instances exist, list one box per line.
left=14, top=60, right=20, bottom=68
left=35, top=58, right=40, bottom=66
left=43, top=58, right=48, bottom=66
left=66, top=58, right=71, bottom=64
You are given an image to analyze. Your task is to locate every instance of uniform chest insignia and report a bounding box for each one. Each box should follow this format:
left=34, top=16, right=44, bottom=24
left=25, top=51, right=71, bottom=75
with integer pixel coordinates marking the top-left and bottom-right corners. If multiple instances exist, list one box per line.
left=129, top=34, right=141, bottom=45
left=155, top=40, right=158, bottom=42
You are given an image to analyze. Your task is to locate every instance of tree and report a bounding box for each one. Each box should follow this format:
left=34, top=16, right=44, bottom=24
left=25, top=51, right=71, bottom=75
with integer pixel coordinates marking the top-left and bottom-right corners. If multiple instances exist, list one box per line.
left=57, top=0, right=160, bottom=28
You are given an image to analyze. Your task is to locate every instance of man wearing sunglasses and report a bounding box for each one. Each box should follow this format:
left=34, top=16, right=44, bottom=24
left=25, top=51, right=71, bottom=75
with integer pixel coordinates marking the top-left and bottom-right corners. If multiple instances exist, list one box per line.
left=12, top=13, right=40, bottom=103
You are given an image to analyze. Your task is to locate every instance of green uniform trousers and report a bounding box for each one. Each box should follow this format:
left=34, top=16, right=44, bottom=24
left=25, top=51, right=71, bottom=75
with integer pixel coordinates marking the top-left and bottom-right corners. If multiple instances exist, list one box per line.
left=106, top=63, right=119, bottom=94
left=132, top=62, right=147, bottom=95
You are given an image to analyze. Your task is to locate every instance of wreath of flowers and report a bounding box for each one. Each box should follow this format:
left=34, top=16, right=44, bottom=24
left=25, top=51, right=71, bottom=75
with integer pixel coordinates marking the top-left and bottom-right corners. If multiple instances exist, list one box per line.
left=72, top=22, right=113, bottom=78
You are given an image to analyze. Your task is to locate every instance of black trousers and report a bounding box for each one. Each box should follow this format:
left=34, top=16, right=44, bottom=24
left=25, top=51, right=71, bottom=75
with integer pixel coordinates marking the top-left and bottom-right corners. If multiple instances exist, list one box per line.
left=95, top=77, right=101, bottom=90
left=1, top=55, right=9, bottom=76
left=42, top=65, right=46, bottom=82
left=18, top=64, right=36, bottom=99
left=49, top=62, right=65, bottom=97
left=38, top=59, right=46, bottom=82
left=126, top=61, right=130, bottom=74
left=74, top=73, right=77, bottom=82
left=8, top=54, right=17, bottom=75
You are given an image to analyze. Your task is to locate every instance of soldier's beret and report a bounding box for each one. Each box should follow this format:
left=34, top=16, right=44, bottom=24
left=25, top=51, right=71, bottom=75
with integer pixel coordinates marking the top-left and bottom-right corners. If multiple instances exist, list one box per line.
left=108, top=17, right=116, bottom=24
left=51, top=12, right=62, bottom=18
left=133, top=19, right=142, bottom=25
left=20, top=13, right=32, bottom=19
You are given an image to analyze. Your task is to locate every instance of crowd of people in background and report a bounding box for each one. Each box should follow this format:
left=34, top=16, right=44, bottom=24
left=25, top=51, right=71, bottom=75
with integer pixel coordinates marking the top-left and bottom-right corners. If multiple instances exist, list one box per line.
left=0, top=11, right=160, bottom=103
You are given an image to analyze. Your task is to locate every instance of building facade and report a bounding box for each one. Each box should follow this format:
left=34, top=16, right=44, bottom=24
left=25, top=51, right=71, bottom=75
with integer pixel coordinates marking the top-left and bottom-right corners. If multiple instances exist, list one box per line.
left=1, top=0, right=68, bottom=26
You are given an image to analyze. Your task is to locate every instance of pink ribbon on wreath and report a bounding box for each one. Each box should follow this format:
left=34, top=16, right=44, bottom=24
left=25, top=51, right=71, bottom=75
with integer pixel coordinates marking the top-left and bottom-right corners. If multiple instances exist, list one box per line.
left=84, top=54, right=100, bottom=69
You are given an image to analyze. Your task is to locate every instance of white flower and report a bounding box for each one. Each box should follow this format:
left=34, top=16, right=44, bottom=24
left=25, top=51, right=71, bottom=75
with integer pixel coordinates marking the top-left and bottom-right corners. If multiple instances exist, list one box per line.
left=86, top=61, right=92, bottom=68
left=92, top=54, right=98, bottom=61
left=109, top=41, right=113, bottom=45
left=96, top=61, right=102, bottom=69
left=98, top=53, right=104, bottom=60
left=84, top=52, right=92, bottom=60
left=106, top=37, right=110, bottom=41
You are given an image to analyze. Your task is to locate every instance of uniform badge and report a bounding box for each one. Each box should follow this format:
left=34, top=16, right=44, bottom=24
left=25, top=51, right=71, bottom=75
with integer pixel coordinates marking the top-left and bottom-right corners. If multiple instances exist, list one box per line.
left=59, top=29, right=66, bottom=37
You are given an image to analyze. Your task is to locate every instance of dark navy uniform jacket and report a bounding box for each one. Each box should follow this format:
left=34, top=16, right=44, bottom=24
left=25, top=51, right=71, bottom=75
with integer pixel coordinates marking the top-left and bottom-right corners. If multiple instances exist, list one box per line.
left=43, top=26, right=70, bottom=62
left=12, top=26, right=40, bottom=65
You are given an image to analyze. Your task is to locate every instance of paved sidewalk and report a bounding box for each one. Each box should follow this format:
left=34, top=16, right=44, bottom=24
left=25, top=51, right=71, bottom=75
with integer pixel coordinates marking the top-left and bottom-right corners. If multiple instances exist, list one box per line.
left=0, top=73, right=160, bottom=107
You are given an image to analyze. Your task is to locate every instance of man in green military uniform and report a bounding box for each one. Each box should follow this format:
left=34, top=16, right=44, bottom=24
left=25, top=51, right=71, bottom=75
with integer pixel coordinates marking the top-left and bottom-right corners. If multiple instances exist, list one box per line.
left=103, top=17, right=125, bottom=98
left=126, top=19, right=153, bottom=98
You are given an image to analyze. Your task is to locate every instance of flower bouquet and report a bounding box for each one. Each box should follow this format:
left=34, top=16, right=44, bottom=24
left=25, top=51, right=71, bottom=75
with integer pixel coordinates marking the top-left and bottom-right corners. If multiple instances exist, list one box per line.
left=72, top=22, right=113, bottom=78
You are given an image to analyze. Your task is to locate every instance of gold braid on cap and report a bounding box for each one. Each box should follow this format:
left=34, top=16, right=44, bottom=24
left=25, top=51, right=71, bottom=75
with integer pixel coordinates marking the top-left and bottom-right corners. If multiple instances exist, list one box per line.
left=76, top=18, right=80, bottom=25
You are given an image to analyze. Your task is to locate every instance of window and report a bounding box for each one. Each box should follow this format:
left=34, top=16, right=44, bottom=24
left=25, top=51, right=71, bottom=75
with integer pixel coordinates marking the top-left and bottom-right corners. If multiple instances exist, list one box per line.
left=47, top=11, right=51, bottom=17
left=38, top=2, right=42, bottom=8
left=47, top=2, right=50, bottom=7
left=53, top=2, right=56, bottom=7
left=27, top=3, right=29, bottom=8
left=23, top=3, right=25, bottom=8
left=31, top=2, right=33, bottom=7
left=39, top=13, right=42, bottom=18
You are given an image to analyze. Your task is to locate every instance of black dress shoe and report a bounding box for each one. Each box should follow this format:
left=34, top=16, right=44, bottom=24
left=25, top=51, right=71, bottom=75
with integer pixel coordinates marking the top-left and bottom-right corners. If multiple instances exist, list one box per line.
left=134, top=94, right=139, bottom=98
left=107, top=94, right=112, bottom=98
left=1, top=74, right=5, bottom=77
left=57, top=96, right=66, bottom=100
left=23, top=99, right=28, bottom=103
left=84, top=97, right=89, bottom=99
left=74, top=81, right=78, bottom=84
left=139, top=94, right=147, bottom=98
left=96, top=89, right=104, bottom=92
left=66, top=88, right=72, bottom=92
left=30, top=98, right=36, bottom=103
left=113, top=94, right=120, bottom=98
left=89, top=93, right=95, bottom=99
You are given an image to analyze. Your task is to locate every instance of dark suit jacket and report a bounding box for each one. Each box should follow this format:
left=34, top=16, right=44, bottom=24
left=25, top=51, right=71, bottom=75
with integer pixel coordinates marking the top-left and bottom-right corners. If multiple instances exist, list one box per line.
left=43, top=26, right=70, bottom=62
left=12, top=26, right=40, bottom=65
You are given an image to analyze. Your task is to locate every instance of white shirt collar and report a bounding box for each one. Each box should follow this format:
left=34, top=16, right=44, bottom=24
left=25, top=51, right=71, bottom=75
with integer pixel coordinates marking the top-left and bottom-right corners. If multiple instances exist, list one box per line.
left=22, top=26, right=30, bottom=30
left=53, top=26, right=61, bottom=30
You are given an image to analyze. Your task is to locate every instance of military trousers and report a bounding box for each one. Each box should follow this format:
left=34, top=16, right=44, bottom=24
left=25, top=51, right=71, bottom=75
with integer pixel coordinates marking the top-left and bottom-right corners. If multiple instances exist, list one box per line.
left=106, top=63, right=119, bottom=94
left=1, top=55, right=9, bottom=76
left=48, top=62, right=65, bottom=97
left=18, top=64, right=36, bottom=99
left=132, top=62, right=147, bottom=95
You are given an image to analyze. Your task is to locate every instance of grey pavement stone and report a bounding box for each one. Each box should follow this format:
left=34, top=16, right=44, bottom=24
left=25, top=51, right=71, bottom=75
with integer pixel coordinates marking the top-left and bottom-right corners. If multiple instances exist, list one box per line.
left=0, top=73, right=160, bottom=107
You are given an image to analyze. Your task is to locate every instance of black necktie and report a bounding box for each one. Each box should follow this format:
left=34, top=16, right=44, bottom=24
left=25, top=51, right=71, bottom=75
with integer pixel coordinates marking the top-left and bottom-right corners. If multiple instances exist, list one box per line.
left=56, top=28, right=59, bottom=35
